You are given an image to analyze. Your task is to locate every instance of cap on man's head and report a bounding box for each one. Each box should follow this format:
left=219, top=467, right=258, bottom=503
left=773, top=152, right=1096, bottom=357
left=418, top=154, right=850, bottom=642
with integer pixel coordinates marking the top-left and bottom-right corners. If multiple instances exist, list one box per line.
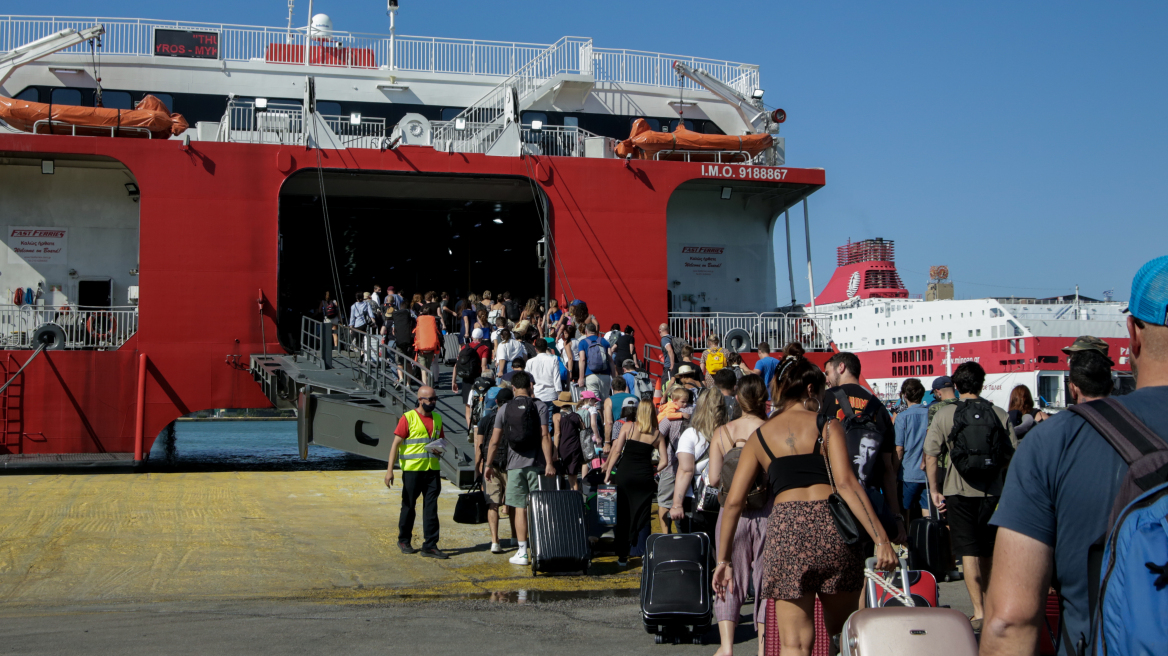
left=931, top=375, right=953, bottom=391
left=471, top=328, right=485, bottom=340
left=495, top=388, right=515, bottom=406
left=623, top=359, right=636, bottom=370
left=570, top=299, right=584, bottom=306
left=677, top=364, right=697, bottom=375
left=1126, top=255, right=1168, bottom=326
left=1062, top=335, right=1110, bottom=358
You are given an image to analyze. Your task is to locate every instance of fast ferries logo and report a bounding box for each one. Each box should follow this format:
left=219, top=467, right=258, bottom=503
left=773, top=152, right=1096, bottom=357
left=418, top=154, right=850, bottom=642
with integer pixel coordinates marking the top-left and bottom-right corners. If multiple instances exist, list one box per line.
left=681, top=246, right=724, bottom=254
left=10, top=229, right=65, bottom=238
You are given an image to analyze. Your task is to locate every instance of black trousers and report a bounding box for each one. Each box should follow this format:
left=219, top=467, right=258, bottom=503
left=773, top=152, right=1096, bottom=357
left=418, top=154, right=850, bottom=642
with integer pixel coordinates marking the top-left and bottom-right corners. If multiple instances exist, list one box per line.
left=399, top=470, right=441, bottom=550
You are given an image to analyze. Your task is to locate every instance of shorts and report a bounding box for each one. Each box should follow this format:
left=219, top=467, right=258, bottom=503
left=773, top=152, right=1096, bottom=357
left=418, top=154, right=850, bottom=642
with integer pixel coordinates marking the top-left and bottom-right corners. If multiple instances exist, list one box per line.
left=460, top=381, right=474, bottom=406
left=946, top=494, right=999, bottom=558
left=585, top=373, right=612, bottom=400
left=395, top=343, right=414, bottom=359
left=557, top=449, right=585, bottom=478
left=902, top=481, right=929, bottom=511
left=504, top=466, right=543, bottom=508
left=656, top=467, right=676, bottom=508
left=418, top=351, right=436, bottom=368
left=484, top=469, right=508, bottom=506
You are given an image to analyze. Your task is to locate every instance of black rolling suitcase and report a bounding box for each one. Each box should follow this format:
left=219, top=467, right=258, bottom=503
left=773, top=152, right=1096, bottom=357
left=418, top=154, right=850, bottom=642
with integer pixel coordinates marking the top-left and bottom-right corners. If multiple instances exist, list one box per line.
left=527, top=475, right=591, bottom=576
left=907, top=478, right=953, bottom=581
left=641, top=532, right=713, bottom=644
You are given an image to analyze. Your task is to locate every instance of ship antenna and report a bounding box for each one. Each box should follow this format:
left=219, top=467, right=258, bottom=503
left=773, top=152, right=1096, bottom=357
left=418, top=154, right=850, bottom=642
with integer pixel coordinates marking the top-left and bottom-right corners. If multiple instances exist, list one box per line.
left=287, top=0, right=295, bottom=42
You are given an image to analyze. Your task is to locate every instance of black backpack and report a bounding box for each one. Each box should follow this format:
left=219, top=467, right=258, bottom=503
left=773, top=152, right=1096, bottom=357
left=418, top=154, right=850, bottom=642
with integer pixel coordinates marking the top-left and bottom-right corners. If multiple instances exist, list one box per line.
left=502, top=396, right=542, bottom=452
left=392, top=309, right=414, bottom=345
left=947, top=398, right=1014, bottom=484
left=457, top=344, right=483, bottom=380
left=505, top=299, right=521, bottom=322
left=479, top=409, right=509, bottom=470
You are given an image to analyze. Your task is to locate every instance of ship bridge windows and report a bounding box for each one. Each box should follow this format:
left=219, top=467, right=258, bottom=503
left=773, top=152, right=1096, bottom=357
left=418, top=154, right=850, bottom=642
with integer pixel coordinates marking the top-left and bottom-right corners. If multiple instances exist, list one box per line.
left=102, top=91, right=133, bottom=110
left=666, top=119, right=694, bottom=132
left=521, top=112, right=548, bottom=126
left=316, top=101, right=343, bottom=116
left=441, top=108, right=465, bottom=121
left=14, top=87, right=38, bottom=101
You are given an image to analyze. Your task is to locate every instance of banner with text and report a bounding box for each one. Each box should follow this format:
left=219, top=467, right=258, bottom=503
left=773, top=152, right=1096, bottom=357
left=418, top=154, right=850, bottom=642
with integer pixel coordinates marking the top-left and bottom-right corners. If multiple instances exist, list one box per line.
left=680, top=244, right=726, bottom=279
left=8, top=227, right=68, bottom=264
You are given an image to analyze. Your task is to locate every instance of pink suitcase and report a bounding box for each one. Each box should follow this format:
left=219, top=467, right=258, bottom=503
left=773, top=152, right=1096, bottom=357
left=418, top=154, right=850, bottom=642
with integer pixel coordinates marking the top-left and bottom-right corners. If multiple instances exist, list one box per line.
left=841, top=607, right=977, bottom=656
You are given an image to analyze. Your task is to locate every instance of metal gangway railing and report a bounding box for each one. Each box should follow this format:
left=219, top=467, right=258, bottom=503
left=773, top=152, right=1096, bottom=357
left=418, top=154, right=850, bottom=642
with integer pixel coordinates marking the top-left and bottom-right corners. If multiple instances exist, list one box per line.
left=298, top=316, right=467, bottom=434
left=0, top=304, right=138, bottom=350
left=668, top=311, right=834, bottom=353
left=217, top=99, right=305, bottom=144
left=321, top=114, right=386, bottom=149
left=0, top=16, right=759, bottom=92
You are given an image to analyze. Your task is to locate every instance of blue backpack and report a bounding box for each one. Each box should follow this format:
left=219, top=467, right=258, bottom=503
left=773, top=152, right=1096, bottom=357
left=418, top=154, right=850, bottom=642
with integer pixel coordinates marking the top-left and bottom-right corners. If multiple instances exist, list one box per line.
left=482, top=385, right=505, bottom=414
left=583, top=336, right=609, bottom=375
left=1068, top=398, right=1168, bottom=656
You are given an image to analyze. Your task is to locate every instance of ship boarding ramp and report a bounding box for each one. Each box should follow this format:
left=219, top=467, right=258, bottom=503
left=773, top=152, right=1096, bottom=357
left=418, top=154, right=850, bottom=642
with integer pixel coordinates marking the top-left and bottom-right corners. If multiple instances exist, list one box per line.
left=250, top=317, right=476, bottom=488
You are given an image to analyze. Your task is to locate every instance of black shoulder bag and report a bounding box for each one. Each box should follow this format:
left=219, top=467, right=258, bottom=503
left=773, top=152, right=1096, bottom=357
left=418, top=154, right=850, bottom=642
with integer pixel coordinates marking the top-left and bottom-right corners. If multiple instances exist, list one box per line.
left=822, top=422, right=863, bottom=546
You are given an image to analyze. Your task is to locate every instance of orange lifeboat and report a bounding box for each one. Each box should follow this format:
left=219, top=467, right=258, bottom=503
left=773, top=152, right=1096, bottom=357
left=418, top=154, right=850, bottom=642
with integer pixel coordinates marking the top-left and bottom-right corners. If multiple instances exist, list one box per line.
left=0, top=94, right=188, bottom=139
left=615, top=118, right=773, bottom=161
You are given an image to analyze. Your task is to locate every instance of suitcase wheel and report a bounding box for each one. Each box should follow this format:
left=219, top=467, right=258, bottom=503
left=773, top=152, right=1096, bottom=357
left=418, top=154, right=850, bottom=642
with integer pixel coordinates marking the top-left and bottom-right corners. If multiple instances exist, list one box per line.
left=654, top=635, right=663, bottom=645
left=692, top=637, right=703, bottom=645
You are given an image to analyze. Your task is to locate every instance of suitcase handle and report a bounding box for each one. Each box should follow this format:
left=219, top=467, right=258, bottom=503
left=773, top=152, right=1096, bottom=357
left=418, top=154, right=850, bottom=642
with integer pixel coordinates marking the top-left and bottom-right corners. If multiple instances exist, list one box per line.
left=864, top=557, right=915, bottom=607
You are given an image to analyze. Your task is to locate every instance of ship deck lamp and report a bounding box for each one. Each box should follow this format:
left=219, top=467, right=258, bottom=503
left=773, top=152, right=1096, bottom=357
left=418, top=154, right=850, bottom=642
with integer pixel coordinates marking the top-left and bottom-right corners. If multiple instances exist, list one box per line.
left=454, top=117, right=466, bottom=131
left=531, top=120, right=543, bottom=131
left=752, top=89, right=764, bottom=100
left=255, top=97, right=268, bottom=110
left=350, top=112, right=362, bottom=125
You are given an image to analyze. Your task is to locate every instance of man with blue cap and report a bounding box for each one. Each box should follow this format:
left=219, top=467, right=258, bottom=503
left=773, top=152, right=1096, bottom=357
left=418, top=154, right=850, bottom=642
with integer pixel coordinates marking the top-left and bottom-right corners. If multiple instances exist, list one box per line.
left=982, top=256, right=1168, bottom=654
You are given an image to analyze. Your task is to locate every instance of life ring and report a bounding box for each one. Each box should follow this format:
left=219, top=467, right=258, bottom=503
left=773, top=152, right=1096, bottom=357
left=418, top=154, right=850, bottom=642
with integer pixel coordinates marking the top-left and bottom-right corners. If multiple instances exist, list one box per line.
left=794, top=317, right=818, bottom=344
left=85, top=311, right=117, bottom=340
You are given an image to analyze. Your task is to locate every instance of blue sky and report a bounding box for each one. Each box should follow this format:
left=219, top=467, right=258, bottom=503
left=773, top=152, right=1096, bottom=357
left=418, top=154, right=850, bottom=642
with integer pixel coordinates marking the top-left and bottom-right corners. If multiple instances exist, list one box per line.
left=39, top=1, right=1168, bottom=303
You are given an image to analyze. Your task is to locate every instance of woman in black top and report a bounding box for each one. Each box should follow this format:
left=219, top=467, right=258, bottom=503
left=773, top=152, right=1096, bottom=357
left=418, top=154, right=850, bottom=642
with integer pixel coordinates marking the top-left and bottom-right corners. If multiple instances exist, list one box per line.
left=603, top=401, right=668, bottom=566
left=714, top=357, right=896, bottom=654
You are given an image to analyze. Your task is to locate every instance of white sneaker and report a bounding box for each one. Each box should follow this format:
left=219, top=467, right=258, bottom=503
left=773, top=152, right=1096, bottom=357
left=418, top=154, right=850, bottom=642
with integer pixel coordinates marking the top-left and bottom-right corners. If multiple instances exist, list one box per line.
left=490, top=542, right=503, bottom=554
left=509, top=552, right=530, bottom=566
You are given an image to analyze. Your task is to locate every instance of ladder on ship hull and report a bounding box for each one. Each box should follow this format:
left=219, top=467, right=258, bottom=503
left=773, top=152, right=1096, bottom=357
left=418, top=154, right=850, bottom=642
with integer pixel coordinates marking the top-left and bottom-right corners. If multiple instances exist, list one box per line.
left=250, top=317, right=476, bottom=488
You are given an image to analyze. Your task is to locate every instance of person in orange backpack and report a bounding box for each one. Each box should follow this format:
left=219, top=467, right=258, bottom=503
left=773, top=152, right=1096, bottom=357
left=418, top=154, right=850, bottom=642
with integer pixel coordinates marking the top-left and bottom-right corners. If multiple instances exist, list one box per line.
left=414, top=304, right=443, bottom=387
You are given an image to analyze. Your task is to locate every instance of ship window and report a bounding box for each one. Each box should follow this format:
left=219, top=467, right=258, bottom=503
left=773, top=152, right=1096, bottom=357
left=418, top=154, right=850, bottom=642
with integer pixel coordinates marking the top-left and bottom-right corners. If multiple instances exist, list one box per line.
left=15, top=87, right=39, bottom=102
left=667, top=119, right=694, bottom=132
left=969, top=330, right=973, bottom=337
left=977, top=329, right=981, bottom=337
left=51, top=87, right=83, bottom=106
left=316, top=101, right=343, bottom=116
left=521, top=112, right=547, bottom=126
left=564, top=117, right=579, bottom=127
left=441, top=108, right=464, bottom=121
left=101, top=91, right=133, bottom=110
left=703, top=121, right=725, bottom=135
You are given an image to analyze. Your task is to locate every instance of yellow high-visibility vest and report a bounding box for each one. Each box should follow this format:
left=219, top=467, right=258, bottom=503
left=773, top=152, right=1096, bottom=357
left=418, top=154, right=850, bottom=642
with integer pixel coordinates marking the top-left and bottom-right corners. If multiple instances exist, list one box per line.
left=399, top=409, right=442, bottom=472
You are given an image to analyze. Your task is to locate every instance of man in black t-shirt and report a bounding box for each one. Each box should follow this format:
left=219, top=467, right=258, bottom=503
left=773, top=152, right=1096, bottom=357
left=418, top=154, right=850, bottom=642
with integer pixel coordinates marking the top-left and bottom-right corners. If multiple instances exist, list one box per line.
left=474, top=388, right=515, bottom=554
left=819, top=351, right=906, bottom=544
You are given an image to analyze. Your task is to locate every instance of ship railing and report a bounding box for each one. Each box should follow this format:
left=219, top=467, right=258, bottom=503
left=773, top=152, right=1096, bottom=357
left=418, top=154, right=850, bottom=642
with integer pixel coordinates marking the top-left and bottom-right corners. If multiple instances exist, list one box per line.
left=298, top=317, right=468, bottom=433
left=0, top=304, right=138, bottom=350
left=432, top=36, right=592, bottom=154
left=519, top=124, right=599, bottom=157
left=0, top=16, right=759, bottom=91
left=217, top=99, right=305, bottom=145
left=32, top=120, right=153, bottom=139
left=668, top=311, right=834, bottom=353
left=652, top=149, right=754, bottom=163
left=321, top=114, right=386, bottom=149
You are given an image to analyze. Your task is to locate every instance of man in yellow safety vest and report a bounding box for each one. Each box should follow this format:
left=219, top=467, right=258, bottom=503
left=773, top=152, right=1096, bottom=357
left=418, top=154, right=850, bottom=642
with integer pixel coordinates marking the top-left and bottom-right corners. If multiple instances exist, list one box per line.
left=385, top=385, right=449, bottom=559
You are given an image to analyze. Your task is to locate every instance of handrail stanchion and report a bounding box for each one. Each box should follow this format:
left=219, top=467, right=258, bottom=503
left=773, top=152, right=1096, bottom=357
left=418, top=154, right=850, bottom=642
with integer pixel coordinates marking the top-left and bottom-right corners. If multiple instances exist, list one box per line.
left=134, top=353, right=147, bottom=462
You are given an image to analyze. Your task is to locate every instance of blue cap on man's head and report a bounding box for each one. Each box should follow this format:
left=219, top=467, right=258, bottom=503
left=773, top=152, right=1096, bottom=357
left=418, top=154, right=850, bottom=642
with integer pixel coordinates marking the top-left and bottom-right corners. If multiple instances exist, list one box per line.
left=1127, top=256, right=1168, bottom=326
left=931, top=376, right=953, bottom=391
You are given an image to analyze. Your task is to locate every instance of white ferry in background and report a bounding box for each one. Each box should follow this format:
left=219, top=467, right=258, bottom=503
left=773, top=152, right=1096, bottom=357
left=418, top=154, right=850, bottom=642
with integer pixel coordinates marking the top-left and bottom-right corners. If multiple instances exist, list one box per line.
left=814, top=239, right=1133, bottom=410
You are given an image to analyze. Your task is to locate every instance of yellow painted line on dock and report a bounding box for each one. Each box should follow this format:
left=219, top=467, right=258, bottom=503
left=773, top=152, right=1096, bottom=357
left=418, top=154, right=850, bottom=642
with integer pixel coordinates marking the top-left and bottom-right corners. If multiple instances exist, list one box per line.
left=0, top=471, right=640, bottom=608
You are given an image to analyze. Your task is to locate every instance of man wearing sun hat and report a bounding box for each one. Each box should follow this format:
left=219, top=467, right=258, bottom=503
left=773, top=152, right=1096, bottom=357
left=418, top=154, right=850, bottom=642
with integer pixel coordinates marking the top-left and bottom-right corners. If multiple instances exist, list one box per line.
left=984, top=255, right=1168, bottom=654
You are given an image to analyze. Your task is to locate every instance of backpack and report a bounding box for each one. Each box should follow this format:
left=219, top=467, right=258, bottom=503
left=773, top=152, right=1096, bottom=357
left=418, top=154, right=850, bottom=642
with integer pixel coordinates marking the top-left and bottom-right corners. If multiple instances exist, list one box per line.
left=705, top=347, right=727, bottom=374
left=1066, top=398, right=1168, bottom=656
left=947, top=397, right=1014, bottom=485
left=414, top=315, right=441, bottom=352
left=479, top=409, right=509, bottom=470
left=584, top=336, right=609, bottom=374
left=632, top=370, right=653, bottom=399
left=483, top=386, right=505, bottom=414
left=718, top=428, right=768, bottom=510
left=392, top=309, right=414, bottom=345
left=833, top=389, right=888, bottom=487
left=457, top=346, right=483, bottom=381
left=325, top=301, right=338, bottom=319
left=559, top=411, right=585, bottom=455
left=502, top=397, right=542, bottom=452
left=505, top=299, right=521, bottom=322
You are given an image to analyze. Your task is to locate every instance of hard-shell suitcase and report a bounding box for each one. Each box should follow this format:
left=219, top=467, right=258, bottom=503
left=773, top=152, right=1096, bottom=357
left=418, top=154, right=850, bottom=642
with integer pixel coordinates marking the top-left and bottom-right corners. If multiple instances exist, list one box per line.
left=765, top=598, right=832, bottom=656
left=864, top=558, right=939, bottom=609
left=443, top=332, right=462, bottom=365
left=907, top=477, right=953, bottom=581
left=641, top=532, right=713, bottom=644
left=527, top=475, right=590, bottom=576
left=841, top=607, right=978, bottom=656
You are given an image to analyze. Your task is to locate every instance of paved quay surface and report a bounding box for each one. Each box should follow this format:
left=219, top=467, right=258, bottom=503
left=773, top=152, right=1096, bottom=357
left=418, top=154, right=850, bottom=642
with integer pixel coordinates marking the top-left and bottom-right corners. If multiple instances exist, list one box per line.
left=0, top=469, right=973, bottom=654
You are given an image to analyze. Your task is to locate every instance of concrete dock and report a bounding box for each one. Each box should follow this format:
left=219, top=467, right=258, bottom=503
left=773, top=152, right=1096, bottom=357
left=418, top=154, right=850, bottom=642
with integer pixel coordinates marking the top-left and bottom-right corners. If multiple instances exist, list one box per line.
left=0, top=470, right=641, bottom=608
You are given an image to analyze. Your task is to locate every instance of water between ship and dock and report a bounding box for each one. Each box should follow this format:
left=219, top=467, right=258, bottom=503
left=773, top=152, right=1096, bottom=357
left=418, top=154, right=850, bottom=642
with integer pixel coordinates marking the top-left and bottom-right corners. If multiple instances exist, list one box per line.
left=0, top=420, right=974, bottom=654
